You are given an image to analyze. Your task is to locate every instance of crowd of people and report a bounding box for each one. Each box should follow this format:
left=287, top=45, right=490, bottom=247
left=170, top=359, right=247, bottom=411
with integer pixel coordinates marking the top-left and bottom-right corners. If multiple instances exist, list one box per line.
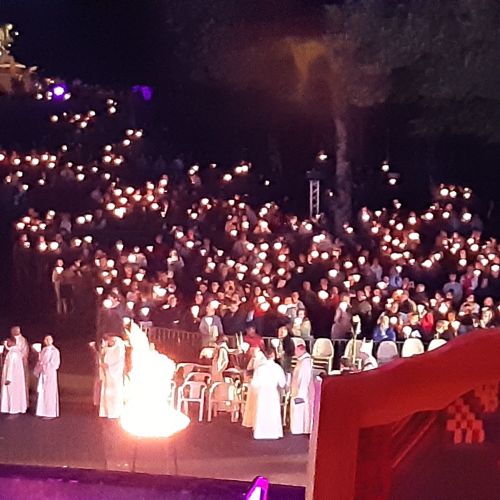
left=1, top=78, right=500, bottom=439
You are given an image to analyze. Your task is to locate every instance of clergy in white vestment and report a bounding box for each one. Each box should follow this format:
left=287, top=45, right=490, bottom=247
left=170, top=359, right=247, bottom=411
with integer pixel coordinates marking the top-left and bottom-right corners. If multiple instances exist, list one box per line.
left=99, top=335, right=126, bottom=419
left=34, top=336, right=61, bottom=418
left=11, top=326, right=29, bottom=399
left=251, top=349, right=286, bottom=440
left=242, top=347, right=267, bottom=428
left=290, top=339, right=315, bottom=435
left=1, top=338, right=27, bottom=415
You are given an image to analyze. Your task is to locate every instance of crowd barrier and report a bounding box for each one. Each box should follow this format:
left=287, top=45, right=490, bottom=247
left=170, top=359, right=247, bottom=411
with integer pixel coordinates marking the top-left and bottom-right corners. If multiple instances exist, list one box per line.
left=144, top=325, right=418, bottom=363
left=145, top=326, right=203, bottom=361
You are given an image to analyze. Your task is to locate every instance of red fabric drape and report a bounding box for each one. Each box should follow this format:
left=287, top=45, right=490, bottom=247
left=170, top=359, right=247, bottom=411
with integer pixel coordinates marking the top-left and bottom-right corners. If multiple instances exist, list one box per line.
left=309, top=330, right=500, bottom=500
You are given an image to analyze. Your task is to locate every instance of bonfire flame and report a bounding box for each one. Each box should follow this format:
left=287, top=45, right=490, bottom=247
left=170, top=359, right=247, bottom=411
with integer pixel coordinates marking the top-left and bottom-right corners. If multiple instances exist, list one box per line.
left=120, top=322, right=190, bottom=438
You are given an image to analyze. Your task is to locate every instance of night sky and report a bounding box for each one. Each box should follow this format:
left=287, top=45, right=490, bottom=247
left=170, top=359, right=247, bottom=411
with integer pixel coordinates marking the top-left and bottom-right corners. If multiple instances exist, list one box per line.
left=1, top=1, right=500, bottom=220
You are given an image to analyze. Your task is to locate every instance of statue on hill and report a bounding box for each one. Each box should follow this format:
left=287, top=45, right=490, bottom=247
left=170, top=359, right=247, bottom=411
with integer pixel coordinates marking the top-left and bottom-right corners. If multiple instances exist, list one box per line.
left=0, top=23, right=15, bottom=57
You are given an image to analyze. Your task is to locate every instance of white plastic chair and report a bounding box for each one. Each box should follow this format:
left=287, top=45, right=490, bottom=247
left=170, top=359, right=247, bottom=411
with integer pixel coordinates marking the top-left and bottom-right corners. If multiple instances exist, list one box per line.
left=428, top=338, right=447, bottom=351
left=401, top=338, right=425, bottom=358
left=199, top=347, right=215, bottom=360
left=177, top=380, right=208, bottom=421
left=176, top=362, right=210, bottom=381
left=376, top=341, right=399, bottom=365
left=207, top=381, right=241, bottom=422
left=166, top=380, right=177, bottom=408
left=344, top=339, right=363, bottom=364
left=184, top=372, right=211, bottom=385
left=281, top=388, right=291, bottom=427
left=312, top=338, right=335, bottom=374
left=239, top=382, right=250, bottom=416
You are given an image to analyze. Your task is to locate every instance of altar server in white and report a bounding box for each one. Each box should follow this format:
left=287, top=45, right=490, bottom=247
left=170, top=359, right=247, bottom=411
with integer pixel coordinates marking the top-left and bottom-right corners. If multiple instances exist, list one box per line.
left=1, top=338, right=27, bottom=415
left=34, top=335, right=61, bottom=418
left=99, top=335, right=126, bottom=419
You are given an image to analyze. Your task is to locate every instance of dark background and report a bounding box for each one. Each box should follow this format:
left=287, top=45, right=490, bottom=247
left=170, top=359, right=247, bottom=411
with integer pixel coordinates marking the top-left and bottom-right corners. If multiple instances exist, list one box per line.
left=1, top=1, right=499, bottom=217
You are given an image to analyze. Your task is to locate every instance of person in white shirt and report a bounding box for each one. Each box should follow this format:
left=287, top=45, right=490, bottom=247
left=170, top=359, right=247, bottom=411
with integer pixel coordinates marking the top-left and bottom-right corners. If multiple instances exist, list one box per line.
left=251, top=349, right=287, bottom=440
left=34, top=335, right=61, bottom=419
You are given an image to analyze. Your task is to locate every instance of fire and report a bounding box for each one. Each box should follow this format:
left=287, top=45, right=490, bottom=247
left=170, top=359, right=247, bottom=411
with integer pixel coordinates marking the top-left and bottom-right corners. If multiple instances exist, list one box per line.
left=120, top=322, right=190, bottom=438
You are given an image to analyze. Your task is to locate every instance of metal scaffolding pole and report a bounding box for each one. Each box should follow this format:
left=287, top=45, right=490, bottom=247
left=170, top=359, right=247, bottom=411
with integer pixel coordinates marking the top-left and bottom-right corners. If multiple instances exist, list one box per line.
left=309, top=179, right=320, bottom=219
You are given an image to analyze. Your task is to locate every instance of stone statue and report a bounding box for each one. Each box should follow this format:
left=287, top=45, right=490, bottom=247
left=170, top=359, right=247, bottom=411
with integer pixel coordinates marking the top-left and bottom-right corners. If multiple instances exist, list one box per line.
left=0, top=23, right=14, bottom=55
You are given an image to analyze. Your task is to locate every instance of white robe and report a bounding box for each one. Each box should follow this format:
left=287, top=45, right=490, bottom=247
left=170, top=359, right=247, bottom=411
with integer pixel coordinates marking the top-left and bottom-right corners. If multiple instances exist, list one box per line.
left=1, top=346, right=27, bottom=414
left=15, top=335, right=30, bottom=398
left=34, top=345, right=61, bottom=418
left=251, top=360, right=286, bottom=440
left=290, top=352, right=315, bottom=435
left=242, top=351, right=267, bottom=428
left=99, top=340, right=125, bottom=418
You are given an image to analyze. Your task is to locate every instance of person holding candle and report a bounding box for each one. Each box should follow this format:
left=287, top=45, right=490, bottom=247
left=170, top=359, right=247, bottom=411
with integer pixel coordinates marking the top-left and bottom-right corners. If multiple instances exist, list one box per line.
left=10, top=326, right=29, bottom=401
left=99, top=335, right=126, bottom=419
left=1, top=338, right=27, bottom=416
left=34, top=335, right=61, bottom=419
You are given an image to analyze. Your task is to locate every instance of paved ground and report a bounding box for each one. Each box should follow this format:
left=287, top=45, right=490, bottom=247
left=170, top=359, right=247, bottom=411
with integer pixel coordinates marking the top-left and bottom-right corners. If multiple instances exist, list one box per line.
left=0, top=316, right=309, bottom=490
left=1, top=315, right=499, bottom=499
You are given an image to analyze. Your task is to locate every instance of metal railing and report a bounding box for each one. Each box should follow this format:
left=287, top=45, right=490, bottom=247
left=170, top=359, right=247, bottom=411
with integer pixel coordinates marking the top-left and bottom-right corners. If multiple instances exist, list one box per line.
left=145, top=326, right=203, bottom=362
left=145, top=325, right=426, bottom=363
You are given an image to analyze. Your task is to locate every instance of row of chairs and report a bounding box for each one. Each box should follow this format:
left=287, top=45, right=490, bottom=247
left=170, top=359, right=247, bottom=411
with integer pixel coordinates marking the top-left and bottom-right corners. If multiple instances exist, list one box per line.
left=174, top=364, right=292, bottom=426
left=287, top=336, right=448, bottom=374
left=174, top=366, right=245, bottom=423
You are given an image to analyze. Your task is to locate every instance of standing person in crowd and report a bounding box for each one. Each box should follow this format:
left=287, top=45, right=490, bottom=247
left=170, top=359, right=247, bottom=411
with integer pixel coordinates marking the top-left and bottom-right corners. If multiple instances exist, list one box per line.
left=211, top=335, right=230, bottom=383
left=1, top=338, right=27, bottom=416
left=199, top=304, right=224, bottom=346
left=99, top=335, right=126, bottom=419
left=331, top=294, right=352, bottom=340
left=51, top=259, right=64, bottom=315
left=34, top=335, right=61, bottom=419
left=251, top=348, right=286, bottom=440
left=290, top=339, right=314, bottom=435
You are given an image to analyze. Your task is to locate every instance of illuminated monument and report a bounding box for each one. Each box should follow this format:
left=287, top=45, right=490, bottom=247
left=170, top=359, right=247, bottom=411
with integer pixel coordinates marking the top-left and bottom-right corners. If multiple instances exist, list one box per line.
left=0, top=23, right=36, bottom=94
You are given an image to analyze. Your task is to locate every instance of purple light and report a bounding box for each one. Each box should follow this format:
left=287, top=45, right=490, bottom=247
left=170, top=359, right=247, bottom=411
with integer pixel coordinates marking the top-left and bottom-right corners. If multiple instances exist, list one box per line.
left=132, top=85, right=153, bottom=102
left=52, top=85, right=65, bottom=97
left=246, top=477, right=269, bottom=500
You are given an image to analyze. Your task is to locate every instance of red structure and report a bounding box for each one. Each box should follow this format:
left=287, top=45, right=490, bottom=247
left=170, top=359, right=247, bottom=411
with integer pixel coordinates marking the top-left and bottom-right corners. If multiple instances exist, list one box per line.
left=308, top=330, right=500, bottom=499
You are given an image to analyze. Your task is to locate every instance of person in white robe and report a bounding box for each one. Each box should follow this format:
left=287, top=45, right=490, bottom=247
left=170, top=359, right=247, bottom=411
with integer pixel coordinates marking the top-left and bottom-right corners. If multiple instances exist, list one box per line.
left=99, top=335, right=126, bottom=419
left=11, top=326, right=29, bottom=400
left=290, top=340, right=315, bottom=435
left=251, top=349, right=286, bottom=440
left=242, top=347, right=267, bottom=428
left=1, top=339, right=27, bottom=415
left=34, top=335, right=61, bottom=418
